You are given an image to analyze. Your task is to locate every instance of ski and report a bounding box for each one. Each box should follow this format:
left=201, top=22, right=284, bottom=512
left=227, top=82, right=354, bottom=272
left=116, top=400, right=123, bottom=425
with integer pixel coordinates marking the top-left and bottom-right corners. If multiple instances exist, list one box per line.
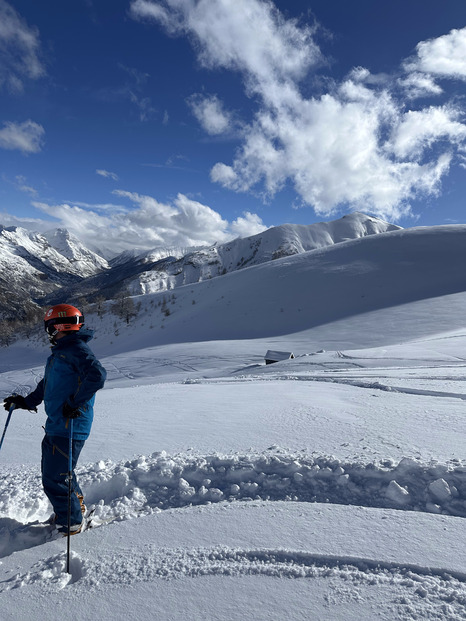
left=40, top=506, right=96, bottom=538
left=56, top=507, right=96, bottom=537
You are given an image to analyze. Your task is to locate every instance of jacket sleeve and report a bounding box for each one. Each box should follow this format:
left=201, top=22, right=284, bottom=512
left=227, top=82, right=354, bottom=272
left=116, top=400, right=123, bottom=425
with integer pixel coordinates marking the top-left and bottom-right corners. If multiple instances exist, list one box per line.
left=24, top=379, right=45, bottom=410
left=67, top=349, right=107, bottom=408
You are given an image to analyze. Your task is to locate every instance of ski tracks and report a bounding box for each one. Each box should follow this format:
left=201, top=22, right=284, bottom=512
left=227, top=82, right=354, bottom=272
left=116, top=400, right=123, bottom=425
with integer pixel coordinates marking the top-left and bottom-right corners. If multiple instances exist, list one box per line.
left=1, top=448, right=466, bottom=562
left=2, top=544, right=466, bottom=619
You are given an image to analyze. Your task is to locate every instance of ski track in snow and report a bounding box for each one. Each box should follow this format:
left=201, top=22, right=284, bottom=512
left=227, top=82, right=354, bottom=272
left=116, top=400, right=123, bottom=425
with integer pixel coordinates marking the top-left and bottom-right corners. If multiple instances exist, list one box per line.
left=271, top=374, right=466, bottom=401
left=2, top=544, right=466, bottom=619
left=1, top=448, right=465, bottom=560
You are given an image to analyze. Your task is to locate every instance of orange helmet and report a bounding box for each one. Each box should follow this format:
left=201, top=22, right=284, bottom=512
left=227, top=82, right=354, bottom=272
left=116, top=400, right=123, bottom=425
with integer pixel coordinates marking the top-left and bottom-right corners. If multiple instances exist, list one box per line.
left=44, top=304, right=84, bottom=342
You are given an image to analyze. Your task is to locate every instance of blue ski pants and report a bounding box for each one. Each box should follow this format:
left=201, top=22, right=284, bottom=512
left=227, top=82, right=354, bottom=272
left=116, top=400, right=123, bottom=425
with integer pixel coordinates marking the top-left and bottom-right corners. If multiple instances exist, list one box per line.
left=41, top=434, right=85, bottom=526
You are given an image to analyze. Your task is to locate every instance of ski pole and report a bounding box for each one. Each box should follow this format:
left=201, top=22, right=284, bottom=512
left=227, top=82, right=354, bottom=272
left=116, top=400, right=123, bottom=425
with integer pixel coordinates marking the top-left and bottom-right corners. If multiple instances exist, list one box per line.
left=66, top=418, right=74, bottom=575
left=0, top=404, right=15, bottom=452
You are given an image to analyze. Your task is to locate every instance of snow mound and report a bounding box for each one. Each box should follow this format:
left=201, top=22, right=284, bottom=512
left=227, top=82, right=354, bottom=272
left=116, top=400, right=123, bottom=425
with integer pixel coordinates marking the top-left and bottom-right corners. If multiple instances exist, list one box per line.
left=78, top=451, right=466, bottom=519
left=2, top=449, right=465, bottom=561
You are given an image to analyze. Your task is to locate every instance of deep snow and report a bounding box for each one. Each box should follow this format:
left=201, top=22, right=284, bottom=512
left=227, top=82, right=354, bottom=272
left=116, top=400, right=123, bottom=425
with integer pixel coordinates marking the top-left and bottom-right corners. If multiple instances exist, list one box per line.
left=0, top=225, right=466, bottom=620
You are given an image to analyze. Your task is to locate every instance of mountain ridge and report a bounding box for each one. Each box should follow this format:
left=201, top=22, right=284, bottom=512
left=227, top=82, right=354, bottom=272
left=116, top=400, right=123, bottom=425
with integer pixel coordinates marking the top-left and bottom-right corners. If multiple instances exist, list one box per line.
left=2, top=220, right=466, bottom=361
left=0, top=212, right=400, bottom=327
left=86, top=222, right=466, bottom=355
left=64, top=212, right=401, bottom=299
left=0, top=224, right=110, bottom=322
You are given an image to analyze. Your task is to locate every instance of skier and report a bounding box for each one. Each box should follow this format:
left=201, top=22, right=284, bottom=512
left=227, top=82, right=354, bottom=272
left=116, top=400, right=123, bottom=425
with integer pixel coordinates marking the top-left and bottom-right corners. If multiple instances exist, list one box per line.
left=3, top=304, right=106, bottom=535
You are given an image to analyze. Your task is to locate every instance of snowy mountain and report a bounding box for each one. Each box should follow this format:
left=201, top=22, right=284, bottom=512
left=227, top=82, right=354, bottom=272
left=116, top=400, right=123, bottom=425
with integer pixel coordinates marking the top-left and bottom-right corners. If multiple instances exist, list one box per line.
left=42, top=228, right=109, bottom=276
left=124, top=211, right=401, bottom=295
left=0, top=225, right=108, bottom=279
left=0, top=213, right=397, bottom=322
left=64, top=212, right=401, bottom=299
left=0, top=225, right=109, bottom=321
left=76, top=222, right=466, bottom=357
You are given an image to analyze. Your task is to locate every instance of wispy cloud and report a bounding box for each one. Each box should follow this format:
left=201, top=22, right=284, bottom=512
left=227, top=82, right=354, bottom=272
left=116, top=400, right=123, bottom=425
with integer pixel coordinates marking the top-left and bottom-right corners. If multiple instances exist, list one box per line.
left=118, top=63, right=156, bottom=121
left=96, top=169, right=119, bottom=181
left=142, top=154, right=196, bottom=172
left=93, top=63, right=156, bottom=121
left=130, top=1, right=466, bottom=222
left=62, top=200, right=128, bottom=214
left=0, top=119, right=45, bottom=153
left=0, top=0, right=45, bottom=93
left=14, top=174, right=38, bottom=196
left=397, top=73, right=443, bottom=99
left=130, top=0, right=321, bottom=91
left=0, top=210, right=48, bottom=229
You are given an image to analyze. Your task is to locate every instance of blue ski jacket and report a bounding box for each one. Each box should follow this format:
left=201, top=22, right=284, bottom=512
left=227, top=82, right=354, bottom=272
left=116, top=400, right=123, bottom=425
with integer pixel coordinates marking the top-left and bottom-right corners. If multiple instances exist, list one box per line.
left=24, top=328, right=106, bottom=440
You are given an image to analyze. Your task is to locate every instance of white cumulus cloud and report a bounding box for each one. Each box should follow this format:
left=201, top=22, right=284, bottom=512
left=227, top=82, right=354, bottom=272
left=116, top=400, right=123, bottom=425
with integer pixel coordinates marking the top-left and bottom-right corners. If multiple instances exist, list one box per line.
left=188, top=94, right=233, bottom=135
left=230, top=211, right=268, bottom=238
left=131, top=1, right=466, bottom=222
left=407, top=27, right=466, bottom=81
left=389, top=106, right=466, bottom=160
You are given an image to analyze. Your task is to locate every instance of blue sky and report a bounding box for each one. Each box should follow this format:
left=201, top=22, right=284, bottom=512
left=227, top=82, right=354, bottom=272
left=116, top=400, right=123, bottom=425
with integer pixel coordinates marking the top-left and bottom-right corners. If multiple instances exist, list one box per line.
left=0, top=0, right=465, bottom=255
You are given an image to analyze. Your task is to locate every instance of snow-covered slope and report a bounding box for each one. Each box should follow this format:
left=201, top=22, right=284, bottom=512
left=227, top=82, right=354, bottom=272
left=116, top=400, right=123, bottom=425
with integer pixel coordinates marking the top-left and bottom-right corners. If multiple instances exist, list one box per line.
left=0, top=212, right=397, bottom=322
left=71, top=222, right=466, bottom=358
left=3, top=220, right=465, bottom=360
left=105, top=212, right=401, bottom=296
left=1, top=218, right=466, bottom=620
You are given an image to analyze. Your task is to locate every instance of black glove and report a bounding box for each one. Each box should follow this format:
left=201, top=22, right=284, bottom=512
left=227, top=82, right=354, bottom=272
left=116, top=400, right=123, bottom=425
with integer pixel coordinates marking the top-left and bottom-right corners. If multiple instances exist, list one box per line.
left=62, top=401, right=82, bottom=419
left=3, top=395, right=28, bottom=411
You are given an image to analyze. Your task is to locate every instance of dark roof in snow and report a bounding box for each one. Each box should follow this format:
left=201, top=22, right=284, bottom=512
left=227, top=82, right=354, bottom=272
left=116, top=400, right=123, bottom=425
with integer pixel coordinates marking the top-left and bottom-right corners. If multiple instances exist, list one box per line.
left=264, top=350, right=294, bottom=361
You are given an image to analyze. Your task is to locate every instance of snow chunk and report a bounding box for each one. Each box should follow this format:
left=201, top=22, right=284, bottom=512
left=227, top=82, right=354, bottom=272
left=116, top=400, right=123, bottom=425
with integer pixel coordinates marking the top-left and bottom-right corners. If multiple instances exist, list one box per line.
left=428, top=478, right=452, bottom=503
left=385, top=480, right=411, bottom=505
left=94, top=461, right=106, bottom=472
